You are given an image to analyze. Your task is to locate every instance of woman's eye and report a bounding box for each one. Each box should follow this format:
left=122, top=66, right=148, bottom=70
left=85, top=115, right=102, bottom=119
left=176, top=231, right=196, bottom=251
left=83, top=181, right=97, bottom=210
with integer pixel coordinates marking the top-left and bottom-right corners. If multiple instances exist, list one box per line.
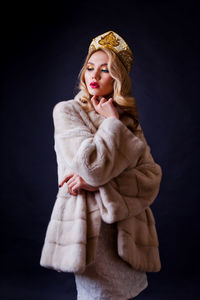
left=86, top=66, right=109, bottom=72
left=87, top=67, right=94, bottom=71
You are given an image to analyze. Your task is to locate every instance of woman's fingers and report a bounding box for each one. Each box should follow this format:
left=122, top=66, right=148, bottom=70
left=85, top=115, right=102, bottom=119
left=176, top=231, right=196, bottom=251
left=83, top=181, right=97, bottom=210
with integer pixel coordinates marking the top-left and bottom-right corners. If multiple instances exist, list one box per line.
left=91, top=95, right=99, bottom=107
left=93, top=96, right=119, bottom=119
left=107, top=97, right=113, bottom=104
left=59, top=173, right=98, bottom=195
left=66, top=175, right=82, bottom=195
left=59, top=173, right=82, bottom=196
left=67, top=180, right=78, bottom=195
left=99, top=97, right=107, bottom=105
left=71, top=183, right=81, bottom=195
left=91, top=95, right=107, bottom=107
left=66, top=175, right=77, bottom=187
left=59, top=173, right=74, bottom=187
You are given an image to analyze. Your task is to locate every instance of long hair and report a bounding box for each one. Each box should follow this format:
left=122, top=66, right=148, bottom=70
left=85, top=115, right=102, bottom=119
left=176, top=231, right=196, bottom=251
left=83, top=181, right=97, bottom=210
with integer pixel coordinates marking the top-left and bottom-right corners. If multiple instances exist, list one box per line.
left=74, top=47, right=139, bottom=130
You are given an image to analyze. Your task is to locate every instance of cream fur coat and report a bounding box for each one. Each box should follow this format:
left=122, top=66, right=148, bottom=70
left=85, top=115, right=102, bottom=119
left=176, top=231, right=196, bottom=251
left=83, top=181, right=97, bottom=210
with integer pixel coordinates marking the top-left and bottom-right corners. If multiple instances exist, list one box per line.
left=40, top=98, right=162, bottom=274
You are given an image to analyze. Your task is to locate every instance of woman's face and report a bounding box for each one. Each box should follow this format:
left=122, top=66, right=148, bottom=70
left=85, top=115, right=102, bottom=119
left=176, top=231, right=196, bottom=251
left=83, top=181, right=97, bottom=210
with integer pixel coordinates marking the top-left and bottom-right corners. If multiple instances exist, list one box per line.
left=84, top=50, right=114, bottom=98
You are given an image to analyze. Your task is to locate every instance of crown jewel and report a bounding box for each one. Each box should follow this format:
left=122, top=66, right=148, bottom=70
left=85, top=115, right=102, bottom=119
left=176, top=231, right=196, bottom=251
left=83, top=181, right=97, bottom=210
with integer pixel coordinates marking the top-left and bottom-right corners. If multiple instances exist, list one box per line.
left=88, top=31, right=134, bottom=73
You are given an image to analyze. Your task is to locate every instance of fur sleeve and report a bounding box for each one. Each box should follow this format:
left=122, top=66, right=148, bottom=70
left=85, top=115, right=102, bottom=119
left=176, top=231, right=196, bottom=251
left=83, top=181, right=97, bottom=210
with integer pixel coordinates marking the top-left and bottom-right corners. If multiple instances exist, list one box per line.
left=53, top=100, right=145, bottom=187
left=94, top=128, right=162, bottom=223
left=95, top=159, right=162, bottom=223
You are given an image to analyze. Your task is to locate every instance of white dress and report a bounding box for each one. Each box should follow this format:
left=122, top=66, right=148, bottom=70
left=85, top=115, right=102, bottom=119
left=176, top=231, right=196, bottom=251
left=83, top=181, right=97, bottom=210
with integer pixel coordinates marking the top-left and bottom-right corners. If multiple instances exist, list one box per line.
left=75, top=220, right=148, bottom=300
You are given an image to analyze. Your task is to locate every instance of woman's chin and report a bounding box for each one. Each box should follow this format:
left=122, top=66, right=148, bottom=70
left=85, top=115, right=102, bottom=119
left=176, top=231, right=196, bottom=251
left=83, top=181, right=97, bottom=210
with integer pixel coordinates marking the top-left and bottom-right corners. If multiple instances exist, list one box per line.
left=89, top=91, right=103, bottom=97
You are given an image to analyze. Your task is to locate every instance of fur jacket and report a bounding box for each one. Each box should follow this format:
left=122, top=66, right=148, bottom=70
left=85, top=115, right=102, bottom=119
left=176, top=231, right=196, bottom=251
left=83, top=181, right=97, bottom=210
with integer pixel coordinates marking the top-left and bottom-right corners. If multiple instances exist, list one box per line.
left=40, top=98, right=162, bottom=274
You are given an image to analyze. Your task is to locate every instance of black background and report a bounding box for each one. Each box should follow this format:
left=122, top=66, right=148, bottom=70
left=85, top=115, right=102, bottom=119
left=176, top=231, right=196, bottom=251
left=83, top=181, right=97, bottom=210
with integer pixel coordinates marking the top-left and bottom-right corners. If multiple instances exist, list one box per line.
left=1, top=0, right=200, bottom=299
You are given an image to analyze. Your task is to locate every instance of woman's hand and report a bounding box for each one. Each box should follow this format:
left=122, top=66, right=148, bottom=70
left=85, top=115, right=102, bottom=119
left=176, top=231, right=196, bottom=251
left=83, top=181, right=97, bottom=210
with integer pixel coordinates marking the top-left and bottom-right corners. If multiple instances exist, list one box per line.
left=59, top=173, right=98, bottom=196
left=91, top=96, right=119, bottom=119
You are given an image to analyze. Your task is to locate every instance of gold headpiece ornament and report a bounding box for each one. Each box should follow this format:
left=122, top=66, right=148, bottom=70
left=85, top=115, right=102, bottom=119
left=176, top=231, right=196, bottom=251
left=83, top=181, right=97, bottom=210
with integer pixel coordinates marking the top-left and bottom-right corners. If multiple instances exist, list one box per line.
left=88, top=30, right=134, bottom=73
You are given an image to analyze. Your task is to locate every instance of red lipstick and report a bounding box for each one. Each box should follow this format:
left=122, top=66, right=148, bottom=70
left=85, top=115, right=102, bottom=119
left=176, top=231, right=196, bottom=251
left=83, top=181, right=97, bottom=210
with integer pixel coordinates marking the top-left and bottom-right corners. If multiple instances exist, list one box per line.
left=90, top=82, right=99, bottom=88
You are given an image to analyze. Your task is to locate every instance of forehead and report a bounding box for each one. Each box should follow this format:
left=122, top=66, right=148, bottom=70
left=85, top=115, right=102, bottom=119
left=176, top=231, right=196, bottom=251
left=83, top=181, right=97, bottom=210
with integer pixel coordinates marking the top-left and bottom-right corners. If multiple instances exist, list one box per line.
left=88, top=50, right=109, bottom=64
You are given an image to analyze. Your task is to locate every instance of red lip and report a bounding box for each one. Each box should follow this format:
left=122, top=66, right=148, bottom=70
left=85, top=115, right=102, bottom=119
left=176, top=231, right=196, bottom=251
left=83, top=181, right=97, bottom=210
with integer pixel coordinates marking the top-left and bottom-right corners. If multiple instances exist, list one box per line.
left=90, top=82, right=99, bottom=88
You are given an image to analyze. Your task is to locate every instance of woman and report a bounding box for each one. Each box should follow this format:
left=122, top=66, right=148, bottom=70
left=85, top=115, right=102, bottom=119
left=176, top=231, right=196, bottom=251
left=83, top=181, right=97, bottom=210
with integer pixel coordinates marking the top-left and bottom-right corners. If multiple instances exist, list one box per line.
left=40, top=30, right=162, bottom=299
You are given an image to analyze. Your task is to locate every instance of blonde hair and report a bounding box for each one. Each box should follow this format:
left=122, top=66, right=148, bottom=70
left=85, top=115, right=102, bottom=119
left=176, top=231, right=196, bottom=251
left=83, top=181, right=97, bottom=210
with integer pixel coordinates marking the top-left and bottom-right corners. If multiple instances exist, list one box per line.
left=74, top=47, right=139, bottom=130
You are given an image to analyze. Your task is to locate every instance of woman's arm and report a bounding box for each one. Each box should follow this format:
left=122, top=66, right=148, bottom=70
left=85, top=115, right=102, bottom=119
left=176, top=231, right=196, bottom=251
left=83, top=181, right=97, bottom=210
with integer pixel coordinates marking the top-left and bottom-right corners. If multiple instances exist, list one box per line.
left=53, top=100, right=145, bottom=187
left=59, top=158, right=161, bottom=223
left=96, top=160, right=162, bottom=223
left=94, top=126, right=162, bottom=223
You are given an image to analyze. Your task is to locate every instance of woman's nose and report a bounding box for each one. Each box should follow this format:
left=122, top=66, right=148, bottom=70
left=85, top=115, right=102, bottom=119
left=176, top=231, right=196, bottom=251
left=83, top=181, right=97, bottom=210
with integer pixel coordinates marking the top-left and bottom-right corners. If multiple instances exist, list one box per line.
left=92, top=69, right=100, bottom=80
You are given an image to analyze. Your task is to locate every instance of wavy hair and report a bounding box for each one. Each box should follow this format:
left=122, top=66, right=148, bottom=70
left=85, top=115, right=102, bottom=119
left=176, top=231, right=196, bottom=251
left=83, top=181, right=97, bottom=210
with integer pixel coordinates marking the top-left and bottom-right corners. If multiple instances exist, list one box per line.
left=74, top=47, right=139, bottom=130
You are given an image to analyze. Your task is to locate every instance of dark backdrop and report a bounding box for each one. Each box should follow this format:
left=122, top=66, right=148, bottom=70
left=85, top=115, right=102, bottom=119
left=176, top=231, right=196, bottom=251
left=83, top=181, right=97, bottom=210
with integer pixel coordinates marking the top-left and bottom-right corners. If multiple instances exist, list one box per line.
left=1, top=1, right=199, bottom=299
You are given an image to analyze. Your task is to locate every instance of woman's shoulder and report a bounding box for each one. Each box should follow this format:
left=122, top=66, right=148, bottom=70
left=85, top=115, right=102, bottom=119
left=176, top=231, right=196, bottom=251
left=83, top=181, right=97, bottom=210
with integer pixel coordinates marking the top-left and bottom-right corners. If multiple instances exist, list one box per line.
left=52, top=99, right=83, bottom=117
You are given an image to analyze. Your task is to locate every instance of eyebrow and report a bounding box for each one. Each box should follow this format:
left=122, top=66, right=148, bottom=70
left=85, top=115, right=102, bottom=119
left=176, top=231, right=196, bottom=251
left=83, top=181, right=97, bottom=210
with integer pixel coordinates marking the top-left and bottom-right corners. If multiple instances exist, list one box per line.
left=87, top=62, right=108, bottom=66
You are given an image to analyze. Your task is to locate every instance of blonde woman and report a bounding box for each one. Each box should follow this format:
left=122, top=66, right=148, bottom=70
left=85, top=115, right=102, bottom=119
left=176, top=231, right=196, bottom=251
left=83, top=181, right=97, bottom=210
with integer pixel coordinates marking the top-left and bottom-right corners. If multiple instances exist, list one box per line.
left=40, top=31, right=162, bottom=299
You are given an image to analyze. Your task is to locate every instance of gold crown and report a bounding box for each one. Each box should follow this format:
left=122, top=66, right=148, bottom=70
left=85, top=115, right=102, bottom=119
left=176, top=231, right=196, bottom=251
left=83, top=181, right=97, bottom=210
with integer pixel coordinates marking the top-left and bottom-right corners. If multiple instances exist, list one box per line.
left=88, top=30, right=134, bottom=73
